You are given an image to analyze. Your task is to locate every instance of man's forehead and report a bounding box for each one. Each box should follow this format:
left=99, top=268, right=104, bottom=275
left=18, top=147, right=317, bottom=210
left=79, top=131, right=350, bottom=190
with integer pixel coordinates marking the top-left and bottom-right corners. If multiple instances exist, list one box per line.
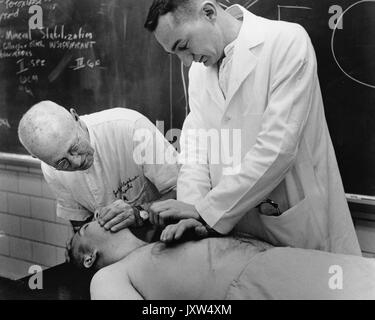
left=154, top=13, right=182, bottom=51
left=42, top=124, right=76, bottom=163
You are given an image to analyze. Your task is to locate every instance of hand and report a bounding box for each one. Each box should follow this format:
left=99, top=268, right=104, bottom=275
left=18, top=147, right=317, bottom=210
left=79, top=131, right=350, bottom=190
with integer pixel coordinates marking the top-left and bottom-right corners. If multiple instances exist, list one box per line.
left=160, top=218, right=209, bottom=243
left=96, top=199, right=142, bottom=232
left=148, top=200, right=200, bottom=226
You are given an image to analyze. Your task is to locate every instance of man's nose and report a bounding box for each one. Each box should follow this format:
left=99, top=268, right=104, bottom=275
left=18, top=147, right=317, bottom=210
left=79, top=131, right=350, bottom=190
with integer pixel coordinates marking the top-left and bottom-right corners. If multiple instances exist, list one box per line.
left=68, top=154, right=82, bottom=169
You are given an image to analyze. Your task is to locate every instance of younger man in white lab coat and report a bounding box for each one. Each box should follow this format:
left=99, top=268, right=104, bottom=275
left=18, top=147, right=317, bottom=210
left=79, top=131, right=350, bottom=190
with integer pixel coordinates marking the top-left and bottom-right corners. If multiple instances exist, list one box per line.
left=144, top=0, right=361, bottom=255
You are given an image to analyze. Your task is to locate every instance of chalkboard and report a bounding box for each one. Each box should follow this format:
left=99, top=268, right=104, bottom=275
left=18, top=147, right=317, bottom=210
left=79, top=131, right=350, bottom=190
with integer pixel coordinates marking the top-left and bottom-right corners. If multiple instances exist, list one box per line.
left=218, top=0, right=375, bottom=197
left=0, top=0, right=374, bottom=197
left=0, top=0, right=188, bottom=153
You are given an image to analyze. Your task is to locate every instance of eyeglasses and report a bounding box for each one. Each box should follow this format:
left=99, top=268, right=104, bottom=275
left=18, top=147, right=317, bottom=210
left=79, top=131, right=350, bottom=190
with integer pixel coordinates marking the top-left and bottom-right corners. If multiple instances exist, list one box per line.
left=54, top=129, right=81, bottom=170
left=256, top=198, right=281, bottom=216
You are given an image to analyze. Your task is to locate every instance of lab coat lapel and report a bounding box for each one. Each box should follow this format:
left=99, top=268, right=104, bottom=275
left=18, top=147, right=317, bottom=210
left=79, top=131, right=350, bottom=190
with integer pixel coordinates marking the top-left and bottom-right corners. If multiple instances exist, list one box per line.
left=225, top=7, right=265, bottom=109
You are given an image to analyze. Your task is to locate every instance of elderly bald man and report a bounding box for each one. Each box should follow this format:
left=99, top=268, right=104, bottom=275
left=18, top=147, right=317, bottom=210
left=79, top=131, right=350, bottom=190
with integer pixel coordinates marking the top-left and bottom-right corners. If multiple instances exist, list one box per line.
left=18, top=101, right=179, bottom=232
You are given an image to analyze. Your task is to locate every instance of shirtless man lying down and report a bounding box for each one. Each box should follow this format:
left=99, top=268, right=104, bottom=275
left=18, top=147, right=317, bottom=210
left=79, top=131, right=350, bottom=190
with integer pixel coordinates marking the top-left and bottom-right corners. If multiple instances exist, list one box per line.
left=68, top=219, right=375, bottom=300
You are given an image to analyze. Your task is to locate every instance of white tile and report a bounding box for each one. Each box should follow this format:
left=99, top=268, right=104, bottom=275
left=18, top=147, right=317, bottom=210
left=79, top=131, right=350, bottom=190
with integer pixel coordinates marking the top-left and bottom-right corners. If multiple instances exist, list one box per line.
left=0, top=191, right=7, bottom=212
left=9, top=237, right=32, bottom=261
left=5, top=165, right=29, bottom=173
left=0, top=170, right=18, bottom=193
left=32, top=242, right=57, bottom=267
left=30, top=197, right=56, bottom=222
left=0, top=213, right=21, bottom=236
left=20, top=218, right=44, bottom=242
left=28, top=167, right=43, bottom=175
left=0, top=235, right=10, bottom=255
left=44, top=222, right=72, bottom=247
left=55, top=215, right=71, bottom=225
left=18, top=173, right=42, bottom=197
left=41, top=180, right=56, bottom=200
left=7, top=193, right=30, bottom=217
left=56, top=247, right=67, bottom=264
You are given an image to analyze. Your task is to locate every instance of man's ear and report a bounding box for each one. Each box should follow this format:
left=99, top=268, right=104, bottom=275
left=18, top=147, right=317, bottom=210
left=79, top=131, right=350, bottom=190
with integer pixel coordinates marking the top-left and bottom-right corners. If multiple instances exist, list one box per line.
left=70, top=108, right=80, bottom=122
left=83, top=249, right=98, bottom=269
left=201, top=1, right=217, bottom=21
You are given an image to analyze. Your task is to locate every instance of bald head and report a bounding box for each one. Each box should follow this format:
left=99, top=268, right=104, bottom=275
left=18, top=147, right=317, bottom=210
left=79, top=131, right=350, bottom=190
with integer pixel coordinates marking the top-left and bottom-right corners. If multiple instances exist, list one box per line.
left=18, top=101, right=76, bottom=158
left=18, top=101, right=94, bottom=171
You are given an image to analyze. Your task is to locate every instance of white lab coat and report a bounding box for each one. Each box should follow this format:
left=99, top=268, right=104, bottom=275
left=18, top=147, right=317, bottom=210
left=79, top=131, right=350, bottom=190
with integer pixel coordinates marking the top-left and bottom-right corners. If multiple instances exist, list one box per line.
left=177, top=5, right=361, bottom=255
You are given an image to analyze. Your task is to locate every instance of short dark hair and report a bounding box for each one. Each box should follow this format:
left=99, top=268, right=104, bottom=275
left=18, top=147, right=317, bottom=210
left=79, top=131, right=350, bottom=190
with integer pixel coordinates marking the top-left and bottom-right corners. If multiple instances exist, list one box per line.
left=66, top=235, right=84, bottom=269
left=144, top=0, right=196, bottom=32
left=66, top=234, right=99, bottom=270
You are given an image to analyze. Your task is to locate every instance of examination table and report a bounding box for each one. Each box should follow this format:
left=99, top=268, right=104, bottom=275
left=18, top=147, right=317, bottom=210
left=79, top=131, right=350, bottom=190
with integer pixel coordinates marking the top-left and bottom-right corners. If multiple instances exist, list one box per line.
left=0, top=263, right=92, bottom=300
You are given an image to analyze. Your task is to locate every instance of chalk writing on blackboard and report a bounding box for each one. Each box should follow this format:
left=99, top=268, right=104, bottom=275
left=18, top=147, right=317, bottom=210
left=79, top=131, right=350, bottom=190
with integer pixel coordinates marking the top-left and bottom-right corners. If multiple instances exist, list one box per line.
left=219, top=0, right=260, bottom=9
left=277, top=5, right=312, bottom=21
left=69, top=57, right=101, bottom=71
left=0, top=1, right=102, bottom=97
left=0, top=118, right=10, bottom=128
left=331, top=0, right=375, bottom=89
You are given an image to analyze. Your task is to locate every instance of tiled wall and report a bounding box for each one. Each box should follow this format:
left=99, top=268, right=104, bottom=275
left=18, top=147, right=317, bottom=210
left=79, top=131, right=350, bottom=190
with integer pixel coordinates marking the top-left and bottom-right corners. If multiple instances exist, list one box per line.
left=0, top=161, right=73, bottom=280
left=0, top=159, right=374, bottom=280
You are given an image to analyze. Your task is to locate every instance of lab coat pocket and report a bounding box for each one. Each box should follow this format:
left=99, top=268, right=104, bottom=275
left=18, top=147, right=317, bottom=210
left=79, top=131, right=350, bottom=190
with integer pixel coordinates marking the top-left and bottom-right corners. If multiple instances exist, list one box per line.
left=259, top=196, right=324, bottom=250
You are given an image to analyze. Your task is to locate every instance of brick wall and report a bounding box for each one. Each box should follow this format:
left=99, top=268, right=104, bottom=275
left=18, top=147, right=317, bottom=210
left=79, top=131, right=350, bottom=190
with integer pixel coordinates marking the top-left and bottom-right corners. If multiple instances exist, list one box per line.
left=0, top=161, right=73, bottom=280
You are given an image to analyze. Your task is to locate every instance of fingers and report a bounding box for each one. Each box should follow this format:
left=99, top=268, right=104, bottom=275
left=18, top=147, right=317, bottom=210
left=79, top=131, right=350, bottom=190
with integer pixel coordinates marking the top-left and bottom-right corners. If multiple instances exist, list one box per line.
left=96, top=207, right=110, bottom=225
left=109, top=217, right=135, bottom=232
left=98, top=202, right=132, bottom=226
left=174, top=222, right=187, bottom=240
left=104, top=210, right=135, bottom=232
left=160, top=219, right=198, bottom=243
left=100, top=209, right=119, bottom=226
left=151, top=212, right=165, bottom=226
left=149, top=199, right=176, bottom=213
left=148, top=208, right=168, bottom=226
left=160, top=224, right=178, bottom=243
left=158, top=209, right=178, bottom=221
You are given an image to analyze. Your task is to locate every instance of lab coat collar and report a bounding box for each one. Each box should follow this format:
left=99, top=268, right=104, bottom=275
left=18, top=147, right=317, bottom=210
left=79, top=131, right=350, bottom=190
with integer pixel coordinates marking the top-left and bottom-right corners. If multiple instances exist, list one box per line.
left=225, top=5, right=265, bottom=108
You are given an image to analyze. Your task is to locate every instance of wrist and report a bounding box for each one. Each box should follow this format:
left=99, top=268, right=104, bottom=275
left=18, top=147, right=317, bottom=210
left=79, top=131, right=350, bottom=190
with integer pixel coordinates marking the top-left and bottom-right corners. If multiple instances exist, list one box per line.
left=139, top=202, right=151, bottom=212
left=134, top=205, right=149, bottom=224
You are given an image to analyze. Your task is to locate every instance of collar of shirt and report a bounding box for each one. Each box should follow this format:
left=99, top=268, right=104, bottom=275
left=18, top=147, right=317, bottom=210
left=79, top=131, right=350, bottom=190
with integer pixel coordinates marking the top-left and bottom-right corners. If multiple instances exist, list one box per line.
left=217, top=5, right=244, bottom=99
left=218, top=38, right=237, bottom=99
